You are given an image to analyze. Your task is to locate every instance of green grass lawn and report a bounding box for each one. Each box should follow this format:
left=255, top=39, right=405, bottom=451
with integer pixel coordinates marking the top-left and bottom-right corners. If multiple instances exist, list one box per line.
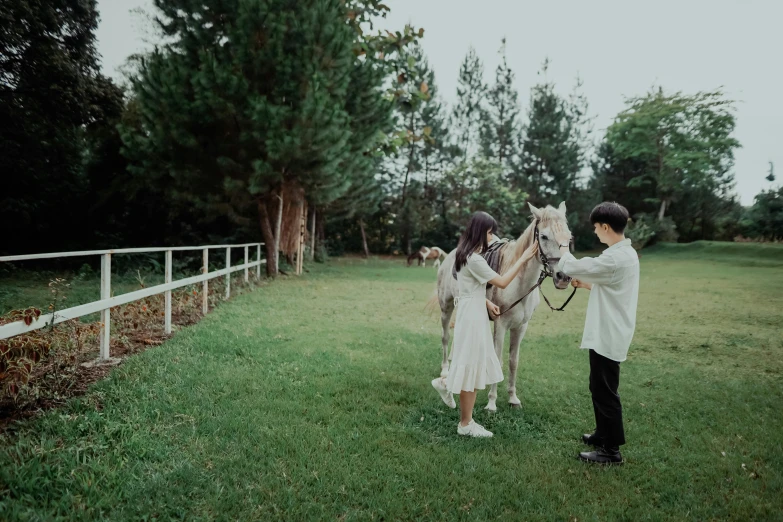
left=1, top=243, right=782, bottom=521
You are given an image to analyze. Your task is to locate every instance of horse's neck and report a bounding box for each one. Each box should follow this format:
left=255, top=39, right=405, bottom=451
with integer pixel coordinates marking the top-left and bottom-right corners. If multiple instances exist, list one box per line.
left=499, top=222, right=537, bottom=272
left=494, top=223, right=542, bottom=304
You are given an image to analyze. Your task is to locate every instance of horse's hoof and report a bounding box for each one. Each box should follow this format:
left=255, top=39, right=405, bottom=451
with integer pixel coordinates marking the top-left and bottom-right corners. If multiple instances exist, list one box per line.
left=509, top=402, right=522, bottom=409
left=484, top=403, right=497, bottom=412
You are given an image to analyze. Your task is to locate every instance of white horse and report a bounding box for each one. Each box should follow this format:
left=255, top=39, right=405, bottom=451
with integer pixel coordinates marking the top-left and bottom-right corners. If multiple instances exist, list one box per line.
left=434, top=203, right=572, bottom=411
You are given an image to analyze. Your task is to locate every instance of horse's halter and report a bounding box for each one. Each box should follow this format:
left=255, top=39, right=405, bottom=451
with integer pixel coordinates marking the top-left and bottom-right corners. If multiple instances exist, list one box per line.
left=533, top=219, right=574, bottom=277
left=494, top=219, right=577, bottom=317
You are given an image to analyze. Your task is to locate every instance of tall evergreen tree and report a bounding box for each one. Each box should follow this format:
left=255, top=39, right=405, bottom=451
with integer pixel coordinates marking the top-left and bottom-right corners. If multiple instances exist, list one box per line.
left=452, top=47, right=486, bottom=161
left=480, top=38, right=520, bottom=171
left=122, top=0, right=361, bottom=276
left=323, top=57, right=392, bottom=258
left=514, top=60, right=588, bottom=206
left=419, top=66, right=453, bottom=193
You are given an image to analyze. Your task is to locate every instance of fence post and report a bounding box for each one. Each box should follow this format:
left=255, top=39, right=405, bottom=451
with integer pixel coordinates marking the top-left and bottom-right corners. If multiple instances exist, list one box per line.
left=202, top=248, right=209, bottom=315
left=256, top=244, right=261, bottom=279
left=164, top=250, right=172, bottom=334
left=244, top=245, right=249, bottom=283
left=225, top=247, right=231, bottom=300
left=99, top=253, right=112, bottom=360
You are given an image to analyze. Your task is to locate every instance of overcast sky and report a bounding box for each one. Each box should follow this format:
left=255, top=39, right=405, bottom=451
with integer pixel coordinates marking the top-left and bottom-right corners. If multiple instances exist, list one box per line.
left=95, top=0, right=782, bottom=205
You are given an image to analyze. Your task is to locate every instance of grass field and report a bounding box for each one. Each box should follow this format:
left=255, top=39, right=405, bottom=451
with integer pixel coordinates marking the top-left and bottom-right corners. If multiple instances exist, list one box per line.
left=1, top=242, right=782, bottom=521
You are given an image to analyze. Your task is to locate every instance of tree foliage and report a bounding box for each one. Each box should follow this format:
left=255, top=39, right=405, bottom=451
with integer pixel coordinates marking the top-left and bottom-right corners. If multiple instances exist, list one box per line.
left=0, top=0, right=121, bottom=255
left=605, top=88, right=740, bottom=222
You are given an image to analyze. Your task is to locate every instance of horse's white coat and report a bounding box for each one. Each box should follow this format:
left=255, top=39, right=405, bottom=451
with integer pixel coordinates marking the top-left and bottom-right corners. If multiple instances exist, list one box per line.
left=434, top=203, right=572, bottom=411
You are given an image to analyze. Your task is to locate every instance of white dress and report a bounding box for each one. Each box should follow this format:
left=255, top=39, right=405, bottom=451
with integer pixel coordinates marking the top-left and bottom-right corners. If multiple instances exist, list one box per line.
left=445, top=253, right=505, bottom=394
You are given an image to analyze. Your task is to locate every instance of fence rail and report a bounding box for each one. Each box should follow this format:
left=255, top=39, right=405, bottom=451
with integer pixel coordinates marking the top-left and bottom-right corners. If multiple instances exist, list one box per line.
left=0, top=243, right=265, bottom=362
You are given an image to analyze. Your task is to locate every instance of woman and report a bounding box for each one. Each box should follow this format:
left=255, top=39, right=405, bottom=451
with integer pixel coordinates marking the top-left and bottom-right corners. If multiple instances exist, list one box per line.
left=432, top=211, right=538, bottom=437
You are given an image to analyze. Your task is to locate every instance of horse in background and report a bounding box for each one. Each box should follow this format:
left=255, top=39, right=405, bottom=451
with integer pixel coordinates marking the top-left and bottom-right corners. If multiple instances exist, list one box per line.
left=407, top=246, right=447, bottom=268
left=421, top=247, right=447, bottom=268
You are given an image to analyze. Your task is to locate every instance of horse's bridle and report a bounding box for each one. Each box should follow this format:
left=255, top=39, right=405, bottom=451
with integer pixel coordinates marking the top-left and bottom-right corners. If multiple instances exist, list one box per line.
left=494, top=219, right=577, bottom=317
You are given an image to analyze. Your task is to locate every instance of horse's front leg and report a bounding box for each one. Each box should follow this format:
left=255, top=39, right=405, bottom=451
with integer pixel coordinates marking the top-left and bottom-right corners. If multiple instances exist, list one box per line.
left=507, top=324, right=528, bottom=407
left=486, top=320, right=507, bottom=412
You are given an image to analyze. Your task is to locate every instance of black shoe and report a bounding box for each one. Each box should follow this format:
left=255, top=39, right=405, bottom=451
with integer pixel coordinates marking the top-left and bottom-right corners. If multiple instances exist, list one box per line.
left=582, top=433, right=604, bottom=446
left=578, top=446, right=623, bottom=465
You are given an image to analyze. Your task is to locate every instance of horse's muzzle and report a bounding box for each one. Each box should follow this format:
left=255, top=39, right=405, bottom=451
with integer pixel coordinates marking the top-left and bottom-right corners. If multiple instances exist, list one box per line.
left=548, top=260, right=572, bottom=289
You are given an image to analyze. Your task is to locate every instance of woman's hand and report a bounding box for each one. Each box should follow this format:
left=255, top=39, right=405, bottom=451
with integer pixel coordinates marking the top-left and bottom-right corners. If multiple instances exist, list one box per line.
left=486, top=300, right=501, bottom=316
left=522, top=242, right=539, bottom=262
left=571, top=279, right=591, bottom=290
left=550, top=221, right=572, bottom=249
left=491, top=243, right=539, bottom=289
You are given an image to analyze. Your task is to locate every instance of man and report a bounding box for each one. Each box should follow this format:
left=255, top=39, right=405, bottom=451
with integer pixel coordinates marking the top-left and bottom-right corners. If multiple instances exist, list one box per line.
left=551, top=202, right=640, bottom=464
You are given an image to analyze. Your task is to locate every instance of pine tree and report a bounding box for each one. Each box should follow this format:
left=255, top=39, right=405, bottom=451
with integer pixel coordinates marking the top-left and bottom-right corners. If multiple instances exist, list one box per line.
left=515, top=60, right=585, bottom=206
left=452, top=47, right=486, bottom=161
left=480, top=38, right=520, bottom=171
left=418, top=69, right=447, bottom=191
left=324, top=57, right=393, bottom=258
left=122, top=0, right=358, bottom=276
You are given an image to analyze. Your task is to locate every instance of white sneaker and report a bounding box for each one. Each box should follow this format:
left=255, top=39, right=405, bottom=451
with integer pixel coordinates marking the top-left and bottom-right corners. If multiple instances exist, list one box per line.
left=431, top=378, right=456, bottom=409
left=457, top=420, right=493, bottom=438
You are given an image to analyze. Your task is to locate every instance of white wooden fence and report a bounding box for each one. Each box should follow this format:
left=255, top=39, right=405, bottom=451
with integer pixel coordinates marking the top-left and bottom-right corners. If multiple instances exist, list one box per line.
left=0, top=243, right=265, bottom=362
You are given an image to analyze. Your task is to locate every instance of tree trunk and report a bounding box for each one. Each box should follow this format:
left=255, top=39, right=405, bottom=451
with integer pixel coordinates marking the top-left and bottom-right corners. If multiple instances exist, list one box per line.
left=359, top=218, right=369, bottom=259
left=258, top=198, right=278, bottom=277
left=657, top=137, right=666, bottom=221
left=424, top=152, right=429, bottom=194
left=309, top=206, right=316, bottom=261
left=701, top=199, right=708, bottom=240
left=401, top=127, right=415, bottom=209
left=299, top=205, right=306, bottom=274
left=657, top=198, right=668, bottom=221
left=317, top=213, right=326, bottom=259
left=274, top=193, right=283, bottom=270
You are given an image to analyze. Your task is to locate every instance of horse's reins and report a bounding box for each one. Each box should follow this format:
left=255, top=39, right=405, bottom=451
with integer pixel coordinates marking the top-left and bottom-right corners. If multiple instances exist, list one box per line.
left=493, top=220, right=577, bottom=316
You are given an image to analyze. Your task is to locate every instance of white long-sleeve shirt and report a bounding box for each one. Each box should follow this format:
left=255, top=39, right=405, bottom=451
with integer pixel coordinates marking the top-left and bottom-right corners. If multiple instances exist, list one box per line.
left=557, top=238, right=640, bottom=362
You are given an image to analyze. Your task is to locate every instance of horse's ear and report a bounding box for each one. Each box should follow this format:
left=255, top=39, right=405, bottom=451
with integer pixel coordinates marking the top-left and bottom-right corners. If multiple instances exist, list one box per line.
left=528, top=203, right=542, bottom=219
left=558, top=201, right=567, bottom=215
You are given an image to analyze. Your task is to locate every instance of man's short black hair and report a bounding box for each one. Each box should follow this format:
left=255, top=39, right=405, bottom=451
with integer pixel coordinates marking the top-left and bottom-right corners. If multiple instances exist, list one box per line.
left=590, top=202, right=630, bottom=233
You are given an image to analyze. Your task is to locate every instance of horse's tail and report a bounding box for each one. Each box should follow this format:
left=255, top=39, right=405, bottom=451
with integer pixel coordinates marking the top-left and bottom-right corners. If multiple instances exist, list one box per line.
left=425, top=288, right=439, bottom=316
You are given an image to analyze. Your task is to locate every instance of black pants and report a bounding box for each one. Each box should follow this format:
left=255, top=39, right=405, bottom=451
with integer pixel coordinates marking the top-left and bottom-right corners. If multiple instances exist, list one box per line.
left=589, top=349, right=626, bottom=447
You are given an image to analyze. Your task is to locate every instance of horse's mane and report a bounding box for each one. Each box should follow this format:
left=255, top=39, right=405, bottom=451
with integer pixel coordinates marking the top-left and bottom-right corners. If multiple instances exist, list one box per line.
left=498, top=206, right=565, bottom=274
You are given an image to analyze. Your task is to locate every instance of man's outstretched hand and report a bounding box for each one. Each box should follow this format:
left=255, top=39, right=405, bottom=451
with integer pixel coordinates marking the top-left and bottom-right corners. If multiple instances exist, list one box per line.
left=572, top=279, right=592, bottom=290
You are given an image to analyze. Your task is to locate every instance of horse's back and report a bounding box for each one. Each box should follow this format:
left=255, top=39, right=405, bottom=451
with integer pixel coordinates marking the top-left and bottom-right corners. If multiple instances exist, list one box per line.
left=436, top=249, right=458, bottom=304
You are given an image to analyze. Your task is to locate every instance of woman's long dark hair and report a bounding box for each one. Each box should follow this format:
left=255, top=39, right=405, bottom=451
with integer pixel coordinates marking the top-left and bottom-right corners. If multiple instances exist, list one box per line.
left=455, top=211, right=498, bottom=272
